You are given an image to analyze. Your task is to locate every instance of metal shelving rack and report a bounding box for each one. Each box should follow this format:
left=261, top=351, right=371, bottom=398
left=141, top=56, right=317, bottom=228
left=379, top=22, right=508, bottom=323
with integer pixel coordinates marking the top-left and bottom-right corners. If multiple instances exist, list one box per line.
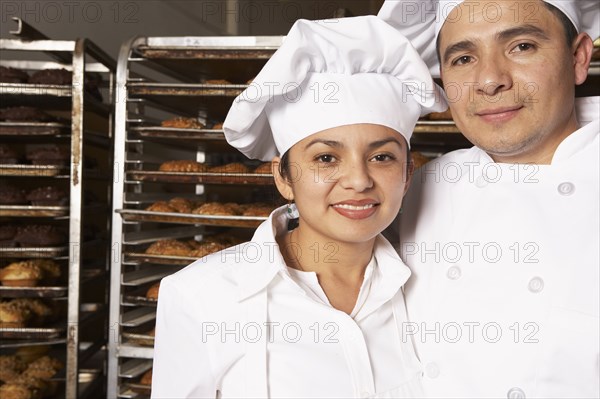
left=108, top=35, right=286, bottom=399
left=0, top=18, right=115, bottom=398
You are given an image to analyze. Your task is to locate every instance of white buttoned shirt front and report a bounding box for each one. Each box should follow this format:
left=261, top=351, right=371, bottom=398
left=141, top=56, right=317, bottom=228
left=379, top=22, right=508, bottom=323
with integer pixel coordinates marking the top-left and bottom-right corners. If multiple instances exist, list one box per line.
left=398, top=118, right=600, bottom=398
left=152, top=206, right=424, bottom=398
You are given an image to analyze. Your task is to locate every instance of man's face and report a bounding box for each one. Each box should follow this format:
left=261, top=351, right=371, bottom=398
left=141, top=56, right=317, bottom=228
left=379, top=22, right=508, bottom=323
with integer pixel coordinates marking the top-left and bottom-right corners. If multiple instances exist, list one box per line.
left=438, top=0, right=588, bottom=163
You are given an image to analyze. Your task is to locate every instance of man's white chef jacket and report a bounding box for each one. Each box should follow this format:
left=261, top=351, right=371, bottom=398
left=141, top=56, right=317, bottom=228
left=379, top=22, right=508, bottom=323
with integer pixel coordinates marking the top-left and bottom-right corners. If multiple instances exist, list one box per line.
left=152, top=206, right=424, bottom=398
left=398, top=117, right=600, bottom=398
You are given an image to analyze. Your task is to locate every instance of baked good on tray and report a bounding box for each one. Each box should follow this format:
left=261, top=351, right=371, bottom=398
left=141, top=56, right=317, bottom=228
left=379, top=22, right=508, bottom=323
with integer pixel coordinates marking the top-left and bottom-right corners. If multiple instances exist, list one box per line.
left=140, top=368, right=153, bottom=386
left=202, top=79, right=231, bottom=85
left=0, top=262, right=44, bottom=287
left=25, top=186, right=68, bottom=206
left=167, top=197, right=195, bottom=213
left=28, top=69, right=71, bottom=85
left=158, top=160, right=207, bottom=173
left=145, top=240, right=193, bottom=257
left=253, top=162, right=272, bottom=174
left=0, top=66, right=29, bottom=83
left=0, top=301, right=32, bottom=328
left=0, top=107, right=53, bottom=122
left=13, top=225, right=67, bottom=246
left=411, top=151, right=431, bottom=169
left=0, top=144, right=19, bottom=164
left=241, top=203, right=273, bottom=217
left=161, top=117, right=205, bottom=129
left=0, top=185, right=27, bottom=205
left=189, top=242, right=227, bottom=258
left=25, top=145, right=69, bottom=166
left=22, top=356, right=64, bottom=380
left=146, top=282, right=160, bottom=300
left=0, top=356, right=27, bottom=382
left=425, top=108, right=453, bottom=120
left=192, top=202, right=241, bottom=216
left=145, top=201, right=176, bottom=213
left=208, top=162, right=251, bottom=174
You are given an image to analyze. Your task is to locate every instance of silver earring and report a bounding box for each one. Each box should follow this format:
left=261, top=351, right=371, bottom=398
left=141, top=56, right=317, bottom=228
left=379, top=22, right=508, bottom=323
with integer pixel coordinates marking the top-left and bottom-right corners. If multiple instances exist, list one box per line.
left=286, top=202, right=299, bottom=219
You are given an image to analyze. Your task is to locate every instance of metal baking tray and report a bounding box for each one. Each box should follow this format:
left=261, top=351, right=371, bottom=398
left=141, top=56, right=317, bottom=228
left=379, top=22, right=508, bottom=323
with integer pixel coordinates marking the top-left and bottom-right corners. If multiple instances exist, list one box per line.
left=120, top=307, right=156, bottom=328
left=128, top=82, right=246, bottom=97
left=127, top=170, right=273, bottom=185
left=0, top=121, right=69, bottom=136
left=0, top=82, right=71, bottom=97
left=126, top=252, right=197, bottom=266
left=0, top=322, right=66, bottom=340
left=122, top=331, right=155, bottom=347
left=0, top=205, right=69, bottom=217
left=118, top=209, right=266, bottom=228
left=0, top=337, right=66, bottom=349
left=122, top=295, right=158, bottom=307
left=122, top=383, right=151, bottom=397
left=0, top=246, right=68, bottom=258
left=0, top=164, right=67, bottom=177
left=0, top=285, right=67, bottom=298
left=414, top=120, right=461, bottom=134
left=130, top=126, right=225, bottom=141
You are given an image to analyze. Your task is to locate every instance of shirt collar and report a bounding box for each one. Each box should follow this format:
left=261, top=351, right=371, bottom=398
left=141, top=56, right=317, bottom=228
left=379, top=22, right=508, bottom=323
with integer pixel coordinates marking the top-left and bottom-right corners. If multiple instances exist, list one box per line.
left=236, top=206, right=413, bottom=306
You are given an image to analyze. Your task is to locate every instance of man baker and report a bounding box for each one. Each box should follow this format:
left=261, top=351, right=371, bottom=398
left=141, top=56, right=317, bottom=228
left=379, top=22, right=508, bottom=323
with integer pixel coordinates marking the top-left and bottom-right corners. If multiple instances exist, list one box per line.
left=379, top=1, right=599, bottom=397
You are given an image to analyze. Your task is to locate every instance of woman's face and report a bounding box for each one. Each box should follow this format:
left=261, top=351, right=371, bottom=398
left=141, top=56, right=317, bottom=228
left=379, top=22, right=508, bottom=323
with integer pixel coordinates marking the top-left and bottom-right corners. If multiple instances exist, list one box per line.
left=274, top=123, right=411, bottom=246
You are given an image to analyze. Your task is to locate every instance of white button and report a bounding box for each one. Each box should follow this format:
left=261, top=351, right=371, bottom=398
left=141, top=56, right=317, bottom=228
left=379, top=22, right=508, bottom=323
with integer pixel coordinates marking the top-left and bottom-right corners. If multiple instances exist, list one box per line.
left=446, top=266, right=462, bottom=280
left=528, top=277, right=544, bottom=293
left=475, top=175, right=488, bottom=188
left=425, top=362, right=440, bottom=379
left=507, top=387, right=526, bottom=398
left=557, top=182, right=575, bottom=196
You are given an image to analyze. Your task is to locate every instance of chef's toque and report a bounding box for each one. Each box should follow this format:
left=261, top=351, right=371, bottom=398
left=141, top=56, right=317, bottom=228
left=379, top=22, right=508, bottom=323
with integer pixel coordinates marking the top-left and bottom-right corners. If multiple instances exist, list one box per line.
left=223, top=15, right=447, bottom=161
left=378, top=0, right=600, bottom=77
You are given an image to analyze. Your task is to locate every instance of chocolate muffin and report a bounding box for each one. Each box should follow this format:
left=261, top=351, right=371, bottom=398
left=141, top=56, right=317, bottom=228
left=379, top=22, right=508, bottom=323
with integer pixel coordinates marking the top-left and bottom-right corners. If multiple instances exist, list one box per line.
left=0, top=184, right=26, bottom=205
left=25, top=145, right=69, bottom=166
left=0, top=66, right=29, bottom=83
left=0, top=144, right=19, bottom=164
left=14, top=225, right=66, bottom=247
left=0, top=106, right=53, bottom=122
left=0, top=225, right=17, bottom=246
left=28, top=69, right=72, bottom=85
left=26, top=186, right=68, bottom=206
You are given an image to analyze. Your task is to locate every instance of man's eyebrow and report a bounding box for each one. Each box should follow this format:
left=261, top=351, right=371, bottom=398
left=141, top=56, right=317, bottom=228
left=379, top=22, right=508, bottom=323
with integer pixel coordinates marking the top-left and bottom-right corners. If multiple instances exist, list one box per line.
left=442, top=40, right=477, bottom=65
left=442, top=24, right=550, bottom=65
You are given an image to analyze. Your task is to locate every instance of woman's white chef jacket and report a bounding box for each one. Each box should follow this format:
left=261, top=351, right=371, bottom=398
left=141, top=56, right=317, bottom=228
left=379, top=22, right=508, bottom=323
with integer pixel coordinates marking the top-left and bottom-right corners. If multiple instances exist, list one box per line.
left=398, top=117, right=600, bottom=398
left=152, top=206, right=424, bottom=398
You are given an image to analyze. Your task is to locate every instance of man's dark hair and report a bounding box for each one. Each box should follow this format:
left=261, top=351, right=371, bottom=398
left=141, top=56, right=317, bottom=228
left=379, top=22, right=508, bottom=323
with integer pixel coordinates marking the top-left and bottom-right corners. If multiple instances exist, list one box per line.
left=435, top=1, right=579, bottom=66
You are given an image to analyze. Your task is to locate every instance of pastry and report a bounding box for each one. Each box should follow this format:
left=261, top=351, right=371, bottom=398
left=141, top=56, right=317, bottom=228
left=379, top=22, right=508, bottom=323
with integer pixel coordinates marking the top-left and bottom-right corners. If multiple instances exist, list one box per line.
left=253, top=162, right=272, bottom=174
left=212, top=122, right=224, bottom=130
left=158, top=160, right=207, bottom=173
left=25, top=186, right=68, bottom=206
left=14, top=225, right=67, bottom=246
left=140, top=368, right=153, bottom=386
left=189, top=242, right=227, bottom=258
left=167, top=197, right=195, bottom=214
left=14, top=346, right=51, bottom=364
left=0, top=184, right=27, bottom=205
left=426, top=108, right=453, bottom=120
left=209, top=162, right=251, bottom=173
left=31, top=260, right=61, bottom=281
left=0, top=66, right=29, bottom=83
left=11, top=299, right=53, bottom=322
left=0, top=225, right=17, bottom=245
left=411, top=151, right=431, bottom=169
left=202, top=79, right=231, bottom=85
left=0, top=356, right=27, bottom=382
left=0, top=107, right=53, bottom=122
left=145, top=240, right=192, bottom=257
left=0, top=383, right=40, bottom=399
left=5, top=375, right=48, bottom=396
left=0, top=261, right=44, bottom=287
left=0, top=144, right=19, bottom=164
left=28, top=69, right=71, bottom=85
left=25, top=145, right=69, bottom=166
left=22, top=356, right=63, bottom=380
left=146, top=282, right=160, bottom=300
left=241, top=204, right=273, bottom=217
left=192, top=202, right=241, bottom=216
left=145, top=201, right=176, bottom=213
left=0, top=301, right=32, bottom=328
left=161, top=117, right=205, bottom=129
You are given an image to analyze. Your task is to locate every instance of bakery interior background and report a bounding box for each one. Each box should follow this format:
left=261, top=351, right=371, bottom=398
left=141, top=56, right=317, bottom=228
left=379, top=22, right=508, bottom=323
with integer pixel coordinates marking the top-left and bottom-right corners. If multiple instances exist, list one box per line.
left=0, top=0, right=386, bottom=59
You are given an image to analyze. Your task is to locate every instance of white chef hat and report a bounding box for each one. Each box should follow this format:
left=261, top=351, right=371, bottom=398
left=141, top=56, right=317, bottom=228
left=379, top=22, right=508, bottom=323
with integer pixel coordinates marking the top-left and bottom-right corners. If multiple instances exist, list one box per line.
left=378, top=0, right=600, bottom=77
left=223, top=15, right=447, bottom=161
